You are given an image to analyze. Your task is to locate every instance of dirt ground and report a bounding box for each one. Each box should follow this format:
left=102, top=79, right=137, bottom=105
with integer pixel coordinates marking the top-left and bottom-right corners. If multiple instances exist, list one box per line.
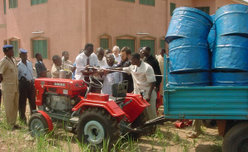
left=0, top=106, right=223, bottom=152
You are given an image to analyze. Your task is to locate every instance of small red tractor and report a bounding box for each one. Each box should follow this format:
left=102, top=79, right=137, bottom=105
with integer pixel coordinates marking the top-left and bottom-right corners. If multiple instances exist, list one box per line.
left=28, top=77, right=155, bottom=147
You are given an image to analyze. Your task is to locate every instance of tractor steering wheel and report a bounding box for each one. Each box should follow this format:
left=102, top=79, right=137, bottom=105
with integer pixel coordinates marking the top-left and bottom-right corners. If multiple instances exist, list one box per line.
left=83, top=76, right=103, bottom=89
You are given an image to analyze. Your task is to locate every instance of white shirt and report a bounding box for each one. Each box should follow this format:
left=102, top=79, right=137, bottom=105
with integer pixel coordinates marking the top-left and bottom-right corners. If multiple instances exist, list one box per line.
left=123, top=61, right=156, bottom=98
left=75, top=52, right=99, bottom=80
left=114, top=54, right=121, bottom=64
left=102, top=64, right=122, bottom=95
left=18, top=60, right=34, bottom=81
left=62, top=56, right=73, bottom=71
left=98, top=57, right=107, bottom=68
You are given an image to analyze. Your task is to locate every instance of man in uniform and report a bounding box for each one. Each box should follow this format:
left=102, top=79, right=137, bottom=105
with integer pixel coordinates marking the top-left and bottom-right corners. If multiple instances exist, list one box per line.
left=0, top=45, right=20, bottom=129
left=18, top=49, right=36, bottom=124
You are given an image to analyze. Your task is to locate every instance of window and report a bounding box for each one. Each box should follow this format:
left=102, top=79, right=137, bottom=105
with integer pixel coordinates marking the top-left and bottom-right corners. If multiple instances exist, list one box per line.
left=196, top=7, right=210, bottom=14
left=9, top=40, right=19, bottom=57
left=160, top=39, right=165, bottom=49
left=116, top=39, right=135, bottom=53
left=31, top=0, right=47, bottom=5
left=100, top=38, right=109, bottom=49
left=32, top=39, right=48, bottom=58
left=170, top=3, right=176, bottom=16
left=139, top=0, right=155, bottom=6
left=140, top=39, right=155, bottom=55
left=3, top=0, right=6, bottom=14
left=121, top=0, right=135, bottom=2
left=9, top=0, right=17, bottom=8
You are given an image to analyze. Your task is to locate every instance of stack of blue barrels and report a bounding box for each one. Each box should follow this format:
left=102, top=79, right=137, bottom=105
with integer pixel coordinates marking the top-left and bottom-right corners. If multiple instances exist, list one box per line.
left=212, top=4, right=248, bottom=86
left=165, top=7, right=212, bottom=86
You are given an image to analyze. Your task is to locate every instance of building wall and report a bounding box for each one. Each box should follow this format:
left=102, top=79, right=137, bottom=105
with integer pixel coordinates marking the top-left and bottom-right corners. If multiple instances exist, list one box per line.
left=90, top=0, right=167, bottom=54
left=0, top=0, right=7, bottom=52
left=0, top=0, right=85, bottom=67
left=0, top=0, right=244, bottom=69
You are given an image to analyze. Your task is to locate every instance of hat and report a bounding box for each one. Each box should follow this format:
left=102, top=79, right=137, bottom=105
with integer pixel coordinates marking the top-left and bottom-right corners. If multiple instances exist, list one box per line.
left=19, top=48, right=27, bottom=53
left=3, top=45, right=13, bottom=49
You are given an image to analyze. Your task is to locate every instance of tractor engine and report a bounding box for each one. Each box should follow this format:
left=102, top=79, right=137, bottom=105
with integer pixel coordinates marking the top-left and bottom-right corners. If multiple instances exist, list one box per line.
left=44, top=93, right=76, bottom=112
left=35, top=78, right=88, bottom=111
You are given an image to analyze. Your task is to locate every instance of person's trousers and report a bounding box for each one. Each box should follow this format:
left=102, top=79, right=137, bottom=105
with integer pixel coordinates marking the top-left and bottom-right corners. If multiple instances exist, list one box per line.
left=143, top=90, right=157, bottom=121
left=19, top=80, right=36, bottom=122
left=193, top=120, right=202, bottom=134
left=3, top=91, right=19, bottom=126
left=0, top=90, right=2, bottom=106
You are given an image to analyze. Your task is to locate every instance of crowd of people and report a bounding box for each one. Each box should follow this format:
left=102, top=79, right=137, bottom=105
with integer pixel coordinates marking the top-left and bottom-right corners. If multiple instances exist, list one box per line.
left=0, top=43, right=167, bottom=131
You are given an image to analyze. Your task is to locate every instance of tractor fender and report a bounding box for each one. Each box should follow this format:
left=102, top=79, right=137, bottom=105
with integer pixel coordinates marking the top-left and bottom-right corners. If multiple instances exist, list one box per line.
left=72, top=98, right=125, bottom=118
left=37, top=110, right=53, bottom=131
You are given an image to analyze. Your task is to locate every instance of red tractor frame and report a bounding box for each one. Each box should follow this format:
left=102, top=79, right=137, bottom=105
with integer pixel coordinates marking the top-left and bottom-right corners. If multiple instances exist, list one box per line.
left=29, top=78, right=153, bottom=147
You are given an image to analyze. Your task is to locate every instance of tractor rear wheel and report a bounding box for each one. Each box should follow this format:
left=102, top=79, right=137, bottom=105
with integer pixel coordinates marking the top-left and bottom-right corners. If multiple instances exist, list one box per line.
left=222, top=122, right=248, bottom=152
left=29, top=113, right=49, bottom=137
left=77, top=107, right=120, bottom=148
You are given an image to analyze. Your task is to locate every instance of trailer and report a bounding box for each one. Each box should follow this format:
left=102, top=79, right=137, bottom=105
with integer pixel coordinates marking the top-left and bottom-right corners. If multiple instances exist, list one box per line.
left=163, top=58, right=248, bottom=152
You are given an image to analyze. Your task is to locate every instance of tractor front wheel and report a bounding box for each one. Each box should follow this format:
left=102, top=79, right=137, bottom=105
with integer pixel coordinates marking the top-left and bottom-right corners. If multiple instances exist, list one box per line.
left=77, top=107, right=120, bottom=148
left=28, top=113, right=49, bottom=137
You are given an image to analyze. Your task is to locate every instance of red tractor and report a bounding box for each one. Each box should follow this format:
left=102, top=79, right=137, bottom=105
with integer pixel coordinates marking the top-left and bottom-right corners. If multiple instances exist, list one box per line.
left=28, top=77, right=152, bottom=147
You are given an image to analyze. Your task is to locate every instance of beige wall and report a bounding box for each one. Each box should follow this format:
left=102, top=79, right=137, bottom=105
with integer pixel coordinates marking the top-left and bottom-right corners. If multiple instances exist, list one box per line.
left=0, top=0, right=243, bottom=69
left=0, top=0, right=85, bottom=67
left=90, top=0, right=167, bottom=53
left=0, top=0, right=6, bottom=52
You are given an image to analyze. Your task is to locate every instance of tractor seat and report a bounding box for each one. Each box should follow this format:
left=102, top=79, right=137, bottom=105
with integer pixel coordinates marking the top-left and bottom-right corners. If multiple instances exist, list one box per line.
left=111, top=81, right=128, bottom=104
left=112, top=80, right=128, bottom=98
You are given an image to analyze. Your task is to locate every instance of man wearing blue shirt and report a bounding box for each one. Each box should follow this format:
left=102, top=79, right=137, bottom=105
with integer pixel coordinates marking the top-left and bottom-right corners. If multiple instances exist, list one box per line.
left=18, top=49, right=36, bottom=124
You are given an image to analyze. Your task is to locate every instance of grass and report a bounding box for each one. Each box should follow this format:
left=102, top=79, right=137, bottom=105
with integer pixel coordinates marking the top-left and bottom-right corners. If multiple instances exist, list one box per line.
left=0, top=106, right=223, bottom=152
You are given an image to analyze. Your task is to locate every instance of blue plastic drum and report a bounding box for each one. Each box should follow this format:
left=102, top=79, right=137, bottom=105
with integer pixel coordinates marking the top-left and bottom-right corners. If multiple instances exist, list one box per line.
left=215, top=4, right=248, bottom=36
left=168, top=72, right=210, bottom=87
left=212, top=72, right=248, bottom=86
left=165, top=7, right=212, bottom=43
left=208, top=15, right=216, bottom=51
left=212, top=35, right=248, bottom=71
left=169, top=38, right=210, bottom=73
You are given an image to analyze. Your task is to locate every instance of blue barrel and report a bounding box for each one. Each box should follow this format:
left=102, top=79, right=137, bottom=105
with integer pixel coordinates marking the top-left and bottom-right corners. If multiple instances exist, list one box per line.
left=168, top=72, right=210, bottom=87
left=215, top=4, right=248, bottom=36
left=169, top=38, right=210, bottom=73
left=212, top=35, right=248, bottom=71
left=165, top=7, right=212, bottom=43
left=208, top=15, right=216, bottom=51
left=212, top=72, right=248, bottom=86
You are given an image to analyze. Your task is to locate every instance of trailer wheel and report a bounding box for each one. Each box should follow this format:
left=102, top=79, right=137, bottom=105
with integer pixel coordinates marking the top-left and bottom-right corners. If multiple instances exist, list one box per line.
left=77, top=107, right=120, bottom=148
left=29, top=113, right=49, bottom=137
left=222, top=122, right=248, bottom=152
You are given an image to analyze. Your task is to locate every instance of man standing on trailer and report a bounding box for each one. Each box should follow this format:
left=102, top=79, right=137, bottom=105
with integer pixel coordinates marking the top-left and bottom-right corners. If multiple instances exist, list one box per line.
left=0, top=45, right=20, bottom=130
left=18, top=49, right=36, bottom=124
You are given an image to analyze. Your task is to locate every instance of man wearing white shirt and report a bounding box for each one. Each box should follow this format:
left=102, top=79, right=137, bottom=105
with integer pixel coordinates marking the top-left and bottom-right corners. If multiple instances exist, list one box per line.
left=113, top=46, right=121, bottom=64
left=18, top=49, right=36, bottom=123
left=123, top=53, right=157, bottom=121
left=102, top=54, right=122, bottom=95
left=96, top=47, right=107, bottom=68
left=75, top=43, right=99, bottom=80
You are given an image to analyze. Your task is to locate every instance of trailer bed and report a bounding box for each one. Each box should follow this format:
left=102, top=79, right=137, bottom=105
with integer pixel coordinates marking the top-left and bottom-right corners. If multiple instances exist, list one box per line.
left=163, top=86, right=248, bottom=120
